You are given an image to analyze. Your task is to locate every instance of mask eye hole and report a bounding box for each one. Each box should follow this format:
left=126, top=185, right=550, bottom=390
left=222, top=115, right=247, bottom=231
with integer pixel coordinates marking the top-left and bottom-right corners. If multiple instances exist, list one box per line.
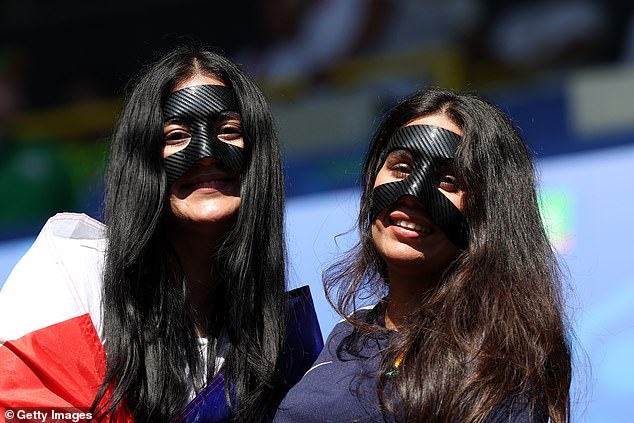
left=374, top=149, right=414, bottom=188
left=165, top=129, right=191, bottom=144
left=435, top=161, right=460, bottom=193
left=215, top=111, right=244, bottom=148
left=162, top=122, right=191, bottom=157
left=385, top=149, right=414, bottom=179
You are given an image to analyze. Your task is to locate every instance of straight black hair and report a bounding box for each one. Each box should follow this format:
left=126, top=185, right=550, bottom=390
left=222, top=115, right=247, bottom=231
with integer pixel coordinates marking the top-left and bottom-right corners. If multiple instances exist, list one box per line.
left=326, top=88, right=571, bottom=422
left=94, top=46, right=287, bottom=422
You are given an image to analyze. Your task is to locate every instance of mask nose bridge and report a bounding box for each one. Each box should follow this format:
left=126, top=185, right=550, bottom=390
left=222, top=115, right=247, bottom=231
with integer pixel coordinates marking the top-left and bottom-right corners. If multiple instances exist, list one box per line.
left=189, top=116, right=219, bottom=161
left=407, top=150, right=437, bottom=202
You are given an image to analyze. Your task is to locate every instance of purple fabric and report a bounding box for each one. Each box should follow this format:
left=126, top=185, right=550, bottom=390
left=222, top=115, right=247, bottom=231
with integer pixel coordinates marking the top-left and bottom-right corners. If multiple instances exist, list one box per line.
left=170, top=285, right=324, bottom=423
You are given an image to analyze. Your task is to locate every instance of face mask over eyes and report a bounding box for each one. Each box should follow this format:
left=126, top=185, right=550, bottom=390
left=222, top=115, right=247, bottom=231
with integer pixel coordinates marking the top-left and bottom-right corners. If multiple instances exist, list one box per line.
left=370, top=124, right=468, bottom=248
left=163, top=84, right=243, bottom=184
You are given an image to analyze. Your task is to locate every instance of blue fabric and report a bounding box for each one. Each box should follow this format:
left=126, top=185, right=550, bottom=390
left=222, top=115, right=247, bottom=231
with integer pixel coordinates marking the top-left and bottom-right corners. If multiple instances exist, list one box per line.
left=274, top=305, right=544, bottom=423
left=170, top=285, right=324, bottom=423
left=274, top=309, right=391, bottom=423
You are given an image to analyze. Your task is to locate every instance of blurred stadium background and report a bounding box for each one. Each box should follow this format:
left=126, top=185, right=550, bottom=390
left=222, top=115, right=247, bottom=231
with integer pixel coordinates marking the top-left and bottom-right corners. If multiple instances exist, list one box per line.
left=1, top=1, right=633, bottom=421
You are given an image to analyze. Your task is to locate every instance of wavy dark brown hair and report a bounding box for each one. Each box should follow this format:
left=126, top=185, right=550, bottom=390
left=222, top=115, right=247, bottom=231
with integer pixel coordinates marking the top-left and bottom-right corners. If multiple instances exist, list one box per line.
left=325, top=88, right=571, bottom=422
left=93, top=46, right=287, bottom=422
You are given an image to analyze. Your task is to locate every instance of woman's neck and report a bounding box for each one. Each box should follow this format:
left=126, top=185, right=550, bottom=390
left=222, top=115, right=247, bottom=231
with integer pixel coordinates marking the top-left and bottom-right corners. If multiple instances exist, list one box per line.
left=169, top=226, right=219, bottom=336
left=384, top=269, right=440, bottom=331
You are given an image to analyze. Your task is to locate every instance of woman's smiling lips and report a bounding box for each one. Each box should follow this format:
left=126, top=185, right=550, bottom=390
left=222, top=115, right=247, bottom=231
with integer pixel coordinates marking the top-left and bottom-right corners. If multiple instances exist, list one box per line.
left=177, top=168, right=239, bottom=194
left=187, top=176, right=230, bottom=189
left=388, top=209, right=436, bottom=239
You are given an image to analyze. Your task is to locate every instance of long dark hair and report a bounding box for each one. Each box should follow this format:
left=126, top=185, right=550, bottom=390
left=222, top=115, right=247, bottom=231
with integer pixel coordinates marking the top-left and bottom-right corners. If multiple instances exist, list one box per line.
left=325, top=88, right=571, bottom=422
left=94, top=46, right=287, bottom=422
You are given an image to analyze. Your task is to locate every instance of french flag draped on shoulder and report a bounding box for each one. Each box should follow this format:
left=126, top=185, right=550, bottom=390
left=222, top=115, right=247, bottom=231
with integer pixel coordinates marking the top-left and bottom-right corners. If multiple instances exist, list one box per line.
left=0, top=213, right=132, bottom=421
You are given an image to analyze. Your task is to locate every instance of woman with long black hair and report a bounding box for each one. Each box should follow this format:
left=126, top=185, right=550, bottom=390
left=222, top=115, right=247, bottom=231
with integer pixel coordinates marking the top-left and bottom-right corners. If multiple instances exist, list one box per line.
left=0, top=47, right=320, bottom=422
left=274, top=88, right=572, bottom=422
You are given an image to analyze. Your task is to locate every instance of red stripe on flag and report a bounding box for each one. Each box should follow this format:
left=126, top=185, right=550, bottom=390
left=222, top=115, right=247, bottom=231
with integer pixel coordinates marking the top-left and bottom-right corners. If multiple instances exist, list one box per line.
left=0, top=314, right=133, bottom=421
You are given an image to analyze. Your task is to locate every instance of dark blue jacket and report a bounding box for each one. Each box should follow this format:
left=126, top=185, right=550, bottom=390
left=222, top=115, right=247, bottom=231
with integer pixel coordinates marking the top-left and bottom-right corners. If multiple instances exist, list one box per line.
left=274, top=306, right=543, bottom=423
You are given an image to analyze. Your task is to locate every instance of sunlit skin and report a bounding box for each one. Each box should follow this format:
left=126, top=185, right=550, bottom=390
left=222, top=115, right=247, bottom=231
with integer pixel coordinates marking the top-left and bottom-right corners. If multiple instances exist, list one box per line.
left=371, top=113, right=465, bottom=330
left=162, top=74, right=244, bottom=335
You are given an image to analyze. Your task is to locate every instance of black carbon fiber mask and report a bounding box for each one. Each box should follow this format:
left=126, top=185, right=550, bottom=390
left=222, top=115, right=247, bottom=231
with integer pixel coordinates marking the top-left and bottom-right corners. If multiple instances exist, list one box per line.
left=163, top=84, right=243, bottom=183
left=370, top=124, right=468, bottom=248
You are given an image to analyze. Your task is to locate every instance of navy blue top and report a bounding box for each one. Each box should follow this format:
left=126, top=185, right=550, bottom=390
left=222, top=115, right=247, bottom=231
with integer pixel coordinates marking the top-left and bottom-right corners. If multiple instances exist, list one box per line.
left=273, top=306, right=543, bottom=423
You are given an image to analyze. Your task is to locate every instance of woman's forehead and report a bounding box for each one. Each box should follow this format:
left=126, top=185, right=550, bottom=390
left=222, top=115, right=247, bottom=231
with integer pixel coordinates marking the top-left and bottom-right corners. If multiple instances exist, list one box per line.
left=171, top=74, right=225, bottom=93
left=403, top=113, right=463, bottom=137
